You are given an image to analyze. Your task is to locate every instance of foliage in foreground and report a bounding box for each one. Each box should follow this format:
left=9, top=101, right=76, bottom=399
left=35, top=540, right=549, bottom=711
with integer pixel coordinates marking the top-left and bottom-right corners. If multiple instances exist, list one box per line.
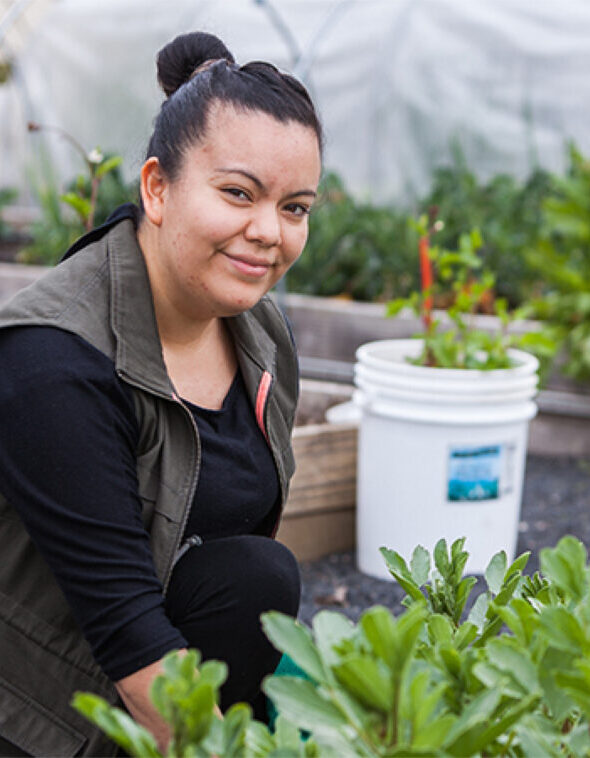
left=73, top=535, right=590, bottom=756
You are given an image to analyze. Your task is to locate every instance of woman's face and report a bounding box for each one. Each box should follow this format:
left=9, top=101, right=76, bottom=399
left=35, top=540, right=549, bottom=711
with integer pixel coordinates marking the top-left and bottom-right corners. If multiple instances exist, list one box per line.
left=141, top=103, right=322, bottom=322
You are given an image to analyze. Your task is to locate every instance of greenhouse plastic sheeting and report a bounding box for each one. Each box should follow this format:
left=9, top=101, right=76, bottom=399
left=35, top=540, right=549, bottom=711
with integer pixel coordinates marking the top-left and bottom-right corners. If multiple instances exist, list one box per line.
left=1, top=0, right=590, bottom=206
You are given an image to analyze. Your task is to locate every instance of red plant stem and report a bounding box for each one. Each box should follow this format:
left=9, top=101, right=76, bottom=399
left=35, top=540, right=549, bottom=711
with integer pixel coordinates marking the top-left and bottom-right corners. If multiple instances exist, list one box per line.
left=419, top=234, right=433, bottom=328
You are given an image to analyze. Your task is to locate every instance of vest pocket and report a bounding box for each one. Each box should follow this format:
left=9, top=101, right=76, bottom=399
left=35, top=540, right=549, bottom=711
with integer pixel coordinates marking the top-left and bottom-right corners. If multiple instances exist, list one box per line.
left=0, top=677, right=87, bottom=757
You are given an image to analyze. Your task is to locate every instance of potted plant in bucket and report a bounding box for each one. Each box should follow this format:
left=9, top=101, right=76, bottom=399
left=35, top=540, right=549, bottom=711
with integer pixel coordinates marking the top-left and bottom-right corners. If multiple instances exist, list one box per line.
left=354, top=213, right=552, bottom=578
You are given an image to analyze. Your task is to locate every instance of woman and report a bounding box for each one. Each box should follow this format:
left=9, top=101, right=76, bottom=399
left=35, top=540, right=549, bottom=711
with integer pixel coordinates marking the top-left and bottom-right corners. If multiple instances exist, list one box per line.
left=0, top=31, right=322, bottom=756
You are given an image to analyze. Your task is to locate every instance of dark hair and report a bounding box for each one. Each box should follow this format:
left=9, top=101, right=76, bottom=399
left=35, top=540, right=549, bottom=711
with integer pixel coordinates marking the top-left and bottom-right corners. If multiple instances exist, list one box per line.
left=145, top=31, right=323, bottom=181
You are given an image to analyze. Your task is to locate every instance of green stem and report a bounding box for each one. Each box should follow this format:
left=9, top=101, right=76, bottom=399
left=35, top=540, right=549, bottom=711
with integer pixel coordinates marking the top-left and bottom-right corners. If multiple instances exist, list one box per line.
left=87, top=175, right=100, bottom=231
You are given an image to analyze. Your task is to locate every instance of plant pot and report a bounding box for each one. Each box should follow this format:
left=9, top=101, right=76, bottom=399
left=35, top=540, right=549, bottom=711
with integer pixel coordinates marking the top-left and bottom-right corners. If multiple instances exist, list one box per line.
left=354, top=339, right=539, bottom=577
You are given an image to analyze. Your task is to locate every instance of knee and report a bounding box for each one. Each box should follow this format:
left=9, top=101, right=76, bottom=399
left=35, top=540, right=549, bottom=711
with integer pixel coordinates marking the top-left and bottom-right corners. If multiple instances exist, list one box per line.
left=232, top=536, right=301, bottom=618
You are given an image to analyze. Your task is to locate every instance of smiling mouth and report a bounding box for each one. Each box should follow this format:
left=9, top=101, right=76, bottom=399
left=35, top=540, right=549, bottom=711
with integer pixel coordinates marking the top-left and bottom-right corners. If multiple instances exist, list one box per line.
left=222, top=251, right=274, bottom=278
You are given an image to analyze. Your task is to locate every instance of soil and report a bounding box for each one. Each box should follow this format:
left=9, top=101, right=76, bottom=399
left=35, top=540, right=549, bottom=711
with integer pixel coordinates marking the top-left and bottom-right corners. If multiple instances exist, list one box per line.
left=298, top=453, right=590, bottom=625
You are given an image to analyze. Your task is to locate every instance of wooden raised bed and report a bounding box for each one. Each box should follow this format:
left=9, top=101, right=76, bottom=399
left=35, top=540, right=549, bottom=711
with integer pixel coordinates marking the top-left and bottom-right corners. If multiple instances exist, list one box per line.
left=277, top=380, right=356, bottom=561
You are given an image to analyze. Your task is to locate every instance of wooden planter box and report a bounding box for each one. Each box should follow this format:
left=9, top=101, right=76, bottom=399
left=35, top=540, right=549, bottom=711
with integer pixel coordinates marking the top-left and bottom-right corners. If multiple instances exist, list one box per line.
left=277, top=380, right=357, bottom=561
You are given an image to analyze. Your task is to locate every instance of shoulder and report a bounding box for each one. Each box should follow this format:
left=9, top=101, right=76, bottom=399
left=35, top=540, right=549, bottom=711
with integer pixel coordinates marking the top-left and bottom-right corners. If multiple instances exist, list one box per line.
left=0, top=326, right=127, bottom=402
left=0, top=231, right=117, bottom=359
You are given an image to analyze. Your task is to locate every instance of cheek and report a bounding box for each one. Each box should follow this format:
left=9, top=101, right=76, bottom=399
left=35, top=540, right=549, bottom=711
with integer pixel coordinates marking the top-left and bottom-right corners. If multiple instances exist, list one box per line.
left=284, top=226, right=309, bottom=265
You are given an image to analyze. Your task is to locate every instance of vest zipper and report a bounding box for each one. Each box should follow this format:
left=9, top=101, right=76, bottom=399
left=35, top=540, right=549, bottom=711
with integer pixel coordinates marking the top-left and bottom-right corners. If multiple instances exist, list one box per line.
left=116, top=371, right=202, bottom=593
left=172, top=533, right=203, bottom=568
left=165, top=392, right=202, bottom=591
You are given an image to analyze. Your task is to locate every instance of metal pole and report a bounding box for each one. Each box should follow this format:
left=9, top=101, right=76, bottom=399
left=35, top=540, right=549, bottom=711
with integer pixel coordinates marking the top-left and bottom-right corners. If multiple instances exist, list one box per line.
left=0, top=0, right=37, bottom=47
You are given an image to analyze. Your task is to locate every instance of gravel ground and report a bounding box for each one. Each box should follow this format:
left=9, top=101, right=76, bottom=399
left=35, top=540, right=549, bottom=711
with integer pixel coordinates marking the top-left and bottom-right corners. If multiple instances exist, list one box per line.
left=298, top=453, right=590, bottom=626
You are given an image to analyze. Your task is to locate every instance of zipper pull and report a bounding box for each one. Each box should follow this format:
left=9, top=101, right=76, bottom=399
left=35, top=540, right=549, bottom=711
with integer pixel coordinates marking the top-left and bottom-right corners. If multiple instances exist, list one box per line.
left=172, top=534, right=203, bottom=568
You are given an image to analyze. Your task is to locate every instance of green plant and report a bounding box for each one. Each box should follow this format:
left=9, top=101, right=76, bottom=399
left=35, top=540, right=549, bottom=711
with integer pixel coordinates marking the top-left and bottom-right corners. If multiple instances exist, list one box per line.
left=19, top=124, right=137, bottom=265
left=262, top=536, right=590, bottom=756
left=525, top=144, right=590, bottom=382
left=72, top=535, right=590, bottom=757
left=0, top=187, right=18, bottom=239
left=386, top=216, right=554, bottom=370
left=419, top=145, right=552, bottom=308
left=289, top=173, right=420, bottom=301
left=73, top=649, right=256, bottom=757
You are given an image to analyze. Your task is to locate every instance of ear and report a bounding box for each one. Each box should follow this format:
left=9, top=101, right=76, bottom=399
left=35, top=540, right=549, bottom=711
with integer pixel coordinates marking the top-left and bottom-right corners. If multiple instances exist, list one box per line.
left=140, top=157, right=167, bottom=226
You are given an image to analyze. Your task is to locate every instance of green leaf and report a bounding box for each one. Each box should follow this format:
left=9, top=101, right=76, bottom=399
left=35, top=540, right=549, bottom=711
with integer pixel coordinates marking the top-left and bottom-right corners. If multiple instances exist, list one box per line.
left=428, top=614, right=453, bottom=646
left=506, top=550, right=531, bottom=579
left=538, top=646, right=578, bottom=721
left=485, top=638, right=540, bottom=694
left=412, top=713, right=456, bottom=750
left=71, top=692, right=161, bottom=757
left=245, top=720, right=276, bottom=757
left=96, top=155, right=123, bottom=178
left=263, top=677, right=349, bottom=734
left=261, top=612, right=327, bottom=684
left=540, top=535, right=588, bottom=601
left=410, top=545, right=431, bottom=586
left=485, top=551, right=507, bottom=595
left=466, top=593, right=489, bottom=632
left=439, top=646, right=462, bottom=678
left=333, top=654, right=394, bottom=712
left=433, top=539, right=451, bottom=579
left=312, top=610, right=356, bottom=670
left=454, top=621, right=478, bottom=650
left=274, top=713, right=304, bottom=751
left=443, top=685, right=503, bottom=749
left=60, top=192, right=91, bottom=221
left=220, top=702, right=251, bottom=757
left=449, top=693, right=539, bottom=757
left=380, top=547, right=425, bottom=603
left=359, top=605, right=398, bottom=668
left=455, top=576, right=478, bottom=619
left=539, top=607, right=588, bottom=655
left=199, top=659, right=228, bottom=690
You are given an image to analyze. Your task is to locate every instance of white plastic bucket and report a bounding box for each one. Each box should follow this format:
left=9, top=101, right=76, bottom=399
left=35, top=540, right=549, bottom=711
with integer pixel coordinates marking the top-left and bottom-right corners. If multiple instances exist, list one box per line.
left=355, top=339, right=539, bottom=578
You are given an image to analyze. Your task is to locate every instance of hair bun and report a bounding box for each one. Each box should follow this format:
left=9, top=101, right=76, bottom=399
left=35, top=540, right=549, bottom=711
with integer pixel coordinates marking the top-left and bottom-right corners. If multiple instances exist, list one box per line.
left=157, top=31, right=235, bottom=97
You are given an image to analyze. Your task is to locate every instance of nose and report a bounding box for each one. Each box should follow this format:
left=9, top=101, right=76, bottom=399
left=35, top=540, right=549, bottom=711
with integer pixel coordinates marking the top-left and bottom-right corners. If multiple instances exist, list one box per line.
left=244, top=204, right=282, bottom=248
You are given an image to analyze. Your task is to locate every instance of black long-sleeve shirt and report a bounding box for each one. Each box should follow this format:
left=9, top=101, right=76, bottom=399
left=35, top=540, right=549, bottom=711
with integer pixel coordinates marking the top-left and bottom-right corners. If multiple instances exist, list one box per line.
left=0, top=326, right=278, bottom=680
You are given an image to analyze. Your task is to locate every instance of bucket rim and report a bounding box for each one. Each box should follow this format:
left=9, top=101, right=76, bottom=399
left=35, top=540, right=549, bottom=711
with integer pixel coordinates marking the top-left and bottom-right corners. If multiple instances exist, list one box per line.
left=356, top=339, right=539, bottom=378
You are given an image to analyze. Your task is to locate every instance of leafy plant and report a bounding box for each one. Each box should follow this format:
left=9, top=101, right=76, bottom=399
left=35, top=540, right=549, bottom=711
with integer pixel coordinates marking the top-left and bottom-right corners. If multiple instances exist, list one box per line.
left=262, top=536, right=590, bottom=756
left=419, top=146, right=552, bottom=308
left=72, top=535, right=590, bottom=757
left=525, top=144, right=590, bottom=382
left=289, top=172, right=420, bottom=302
left=19, top=124, right=137, bottom=265
left=386, top=215, right=555, bottom=369
left=0, top=187, right=18, bottom=239
left=73, top=649, right=255, bottom=757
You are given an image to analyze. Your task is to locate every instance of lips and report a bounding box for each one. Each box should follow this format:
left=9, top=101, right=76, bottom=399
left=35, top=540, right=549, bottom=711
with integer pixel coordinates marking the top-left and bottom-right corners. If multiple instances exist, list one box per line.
left=222, top=251, right=274, bottom=278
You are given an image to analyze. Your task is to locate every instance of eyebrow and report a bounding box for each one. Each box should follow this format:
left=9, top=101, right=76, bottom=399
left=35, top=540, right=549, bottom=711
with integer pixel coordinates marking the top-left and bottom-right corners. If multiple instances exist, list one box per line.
left=215, top=167, right=317, bottom=199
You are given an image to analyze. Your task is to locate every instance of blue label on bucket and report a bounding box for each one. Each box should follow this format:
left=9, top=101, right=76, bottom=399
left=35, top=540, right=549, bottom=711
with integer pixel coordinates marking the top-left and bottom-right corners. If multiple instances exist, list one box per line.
left=447, top=445, right=503, bottom=502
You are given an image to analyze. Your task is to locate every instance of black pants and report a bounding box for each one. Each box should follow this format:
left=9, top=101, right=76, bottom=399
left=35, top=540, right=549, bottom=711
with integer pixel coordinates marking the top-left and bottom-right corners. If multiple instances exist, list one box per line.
left=164, top=534, right=300, bottom=720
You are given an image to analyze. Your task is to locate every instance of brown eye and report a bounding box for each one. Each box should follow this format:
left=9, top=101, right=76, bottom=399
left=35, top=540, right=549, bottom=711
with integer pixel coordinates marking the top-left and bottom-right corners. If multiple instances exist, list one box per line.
left=284, top=203, right=310, bottom=218
left=223, top=188, right=251, bottom=201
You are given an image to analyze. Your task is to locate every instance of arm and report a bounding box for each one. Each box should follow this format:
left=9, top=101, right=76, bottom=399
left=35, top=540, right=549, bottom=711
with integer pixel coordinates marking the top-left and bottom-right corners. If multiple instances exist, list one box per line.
left=116, top=656, right=183, bottom=753
left=116, top=650, right=223, bottom=752
left=0, top=327, right=187, bottom=685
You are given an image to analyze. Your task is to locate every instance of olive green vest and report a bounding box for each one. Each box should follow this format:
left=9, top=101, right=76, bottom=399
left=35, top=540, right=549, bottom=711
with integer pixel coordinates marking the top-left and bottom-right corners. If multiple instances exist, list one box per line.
left=0, top=219, right=298, bottom=756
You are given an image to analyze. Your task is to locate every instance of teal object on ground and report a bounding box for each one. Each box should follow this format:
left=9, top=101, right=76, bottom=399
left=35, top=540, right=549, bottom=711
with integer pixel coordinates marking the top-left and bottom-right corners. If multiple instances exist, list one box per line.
left=266, top=653, right=312, bottom=731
